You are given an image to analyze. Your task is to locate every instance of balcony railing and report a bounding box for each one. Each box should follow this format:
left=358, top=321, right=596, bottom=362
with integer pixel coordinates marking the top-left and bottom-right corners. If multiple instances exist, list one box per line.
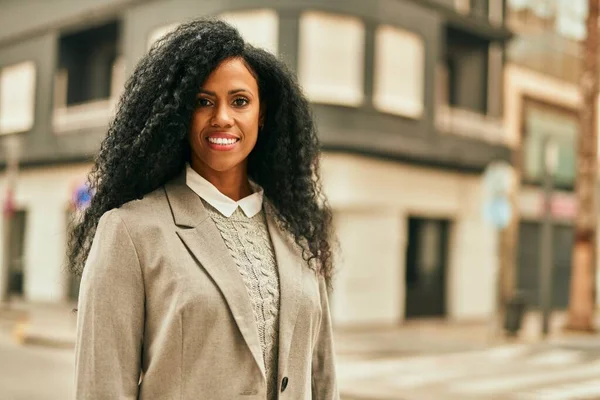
left=436, top=105, right=506, bottom=145
left=453, top=0, right=504, bottom=25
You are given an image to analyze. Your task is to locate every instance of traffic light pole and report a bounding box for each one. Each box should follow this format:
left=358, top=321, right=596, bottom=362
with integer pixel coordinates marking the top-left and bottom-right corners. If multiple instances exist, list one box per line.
left=539, top=137, right=556, bottom=337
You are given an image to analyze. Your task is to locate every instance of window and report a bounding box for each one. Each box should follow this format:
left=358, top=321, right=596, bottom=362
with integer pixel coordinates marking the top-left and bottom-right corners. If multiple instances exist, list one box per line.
left=373, top=26, right=424, bottom=118
left=455, top=0, right=472, bottom=14
left=0, top=61, right=36, bottom=134
left=508, top=0, right=587, bottom=41
left=54, top=21, right=124, bottom=133
left=507, top=0, right=584, bottom=84
left=58, top=21, right=120, bottom=106
left=7, top=210, right=27, bottom=296
left=298, top=11, right=365, bottom=106
left=555, top=0, right=587, bottom=41
left=523, top=101, right=578, bottom=188
left=443, top=27, right=489, bottom=114
left=220, top=9, right=279, bottom=55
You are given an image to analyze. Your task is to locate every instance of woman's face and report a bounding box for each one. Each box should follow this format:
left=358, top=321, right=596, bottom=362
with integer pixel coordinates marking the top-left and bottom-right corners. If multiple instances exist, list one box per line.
left=188, top=57, right=262, bottom=178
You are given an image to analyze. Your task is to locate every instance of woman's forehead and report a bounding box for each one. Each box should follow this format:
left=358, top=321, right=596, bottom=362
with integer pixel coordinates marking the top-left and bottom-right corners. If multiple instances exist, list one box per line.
left=201, top=58, right=258, bottom=92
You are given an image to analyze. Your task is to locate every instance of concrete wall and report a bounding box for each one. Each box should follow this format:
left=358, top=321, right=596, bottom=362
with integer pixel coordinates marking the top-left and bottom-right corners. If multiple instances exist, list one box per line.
left=0, top=152, right=498, bottom=324
left=0, top=163, right=91, bottom=302
left=323, top=153, right=496, bottom=326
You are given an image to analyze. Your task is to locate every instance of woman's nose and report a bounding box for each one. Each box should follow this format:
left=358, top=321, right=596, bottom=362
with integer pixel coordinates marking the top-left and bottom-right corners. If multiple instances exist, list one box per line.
left=210, top=104, right=234, bottom=127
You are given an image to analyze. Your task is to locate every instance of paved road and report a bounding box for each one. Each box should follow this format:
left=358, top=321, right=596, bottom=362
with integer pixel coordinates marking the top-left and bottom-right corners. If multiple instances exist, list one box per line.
left=338, top=340, right=600, bottom=400
left=0, top=331, right=73, bottom=400
left=4, top=324, right=600, bottom=400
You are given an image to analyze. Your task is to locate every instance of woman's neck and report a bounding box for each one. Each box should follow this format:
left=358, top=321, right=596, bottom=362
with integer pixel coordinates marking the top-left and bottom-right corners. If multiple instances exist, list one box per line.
left=190, top=161, right=252, bottom=201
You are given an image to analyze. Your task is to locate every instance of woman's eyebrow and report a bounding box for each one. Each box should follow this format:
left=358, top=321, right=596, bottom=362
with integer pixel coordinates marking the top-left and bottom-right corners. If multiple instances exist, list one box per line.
left=198, top=88, right=250, bottom=96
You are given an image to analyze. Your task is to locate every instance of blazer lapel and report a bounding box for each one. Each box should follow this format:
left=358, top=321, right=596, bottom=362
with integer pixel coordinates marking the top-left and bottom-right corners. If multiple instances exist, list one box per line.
left=265, top=203, right=303, bottom=378
left=164, top=173, right=266, bottom=380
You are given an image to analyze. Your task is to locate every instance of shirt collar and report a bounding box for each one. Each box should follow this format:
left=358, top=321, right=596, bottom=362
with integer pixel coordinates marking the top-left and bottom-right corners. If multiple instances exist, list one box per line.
left=185, top=163, right=264, bottom=218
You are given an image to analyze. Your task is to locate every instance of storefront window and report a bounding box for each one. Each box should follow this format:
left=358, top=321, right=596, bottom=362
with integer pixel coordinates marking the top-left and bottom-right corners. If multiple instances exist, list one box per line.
left=523, top=101, right=578, bottom=188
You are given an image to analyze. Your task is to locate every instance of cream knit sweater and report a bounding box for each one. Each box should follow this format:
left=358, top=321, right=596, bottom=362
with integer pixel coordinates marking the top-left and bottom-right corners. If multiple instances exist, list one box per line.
left=204, top=200, right=280, bottom=399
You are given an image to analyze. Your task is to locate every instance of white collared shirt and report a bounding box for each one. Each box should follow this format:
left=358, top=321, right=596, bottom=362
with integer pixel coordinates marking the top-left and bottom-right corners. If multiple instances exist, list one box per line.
left=185, top=164, right=264, bottom=218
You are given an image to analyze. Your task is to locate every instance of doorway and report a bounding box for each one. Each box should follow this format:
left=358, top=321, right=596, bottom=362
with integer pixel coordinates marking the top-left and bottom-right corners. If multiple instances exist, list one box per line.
left=8, top=210, right=27, bottom=296
left=405, top=217, right=450, bottom=318
left=517, top=221, right=573, bottom=309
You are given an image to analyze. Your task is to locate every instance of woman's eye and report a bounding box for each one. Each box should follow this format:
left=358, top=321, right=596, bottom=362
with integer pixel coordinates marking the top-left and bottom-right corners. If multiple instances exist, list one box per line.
left=196, top=98, right=212, bottom=107
left=232, top=97, right=249, bottom=107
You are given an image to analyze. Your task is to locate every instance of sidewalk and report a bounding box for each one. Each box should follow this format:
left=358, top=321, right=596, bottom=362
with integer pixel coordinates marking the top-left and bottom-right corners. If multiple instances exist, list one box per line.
left=1, top=300, right=600, bottom=352
left=0, top=300, right=77, bottom=348
left=336, top=312, right=600, bottom=362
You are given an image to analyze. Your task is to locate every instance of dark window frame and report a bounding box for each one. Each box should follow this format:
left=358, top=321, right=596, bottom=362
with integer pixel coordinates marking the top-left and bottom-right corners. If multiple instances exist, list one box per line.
left=57, top=20, right=121, bottom=107
left=520, top=96, right=579, bottom=191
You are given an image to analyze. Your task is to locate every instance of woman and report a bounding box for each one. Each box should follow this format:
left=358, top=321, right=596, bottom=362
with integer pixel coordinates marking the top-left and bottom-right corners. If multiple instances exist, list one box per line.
left=69, top=18, right=338, bottom=399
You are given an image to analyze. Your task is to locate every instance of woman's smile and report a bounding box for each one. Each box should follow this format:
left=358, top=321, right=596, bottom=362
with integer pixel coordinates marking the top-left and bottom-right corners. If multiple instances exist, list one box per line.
left=205, top=132, right=241, bottom=151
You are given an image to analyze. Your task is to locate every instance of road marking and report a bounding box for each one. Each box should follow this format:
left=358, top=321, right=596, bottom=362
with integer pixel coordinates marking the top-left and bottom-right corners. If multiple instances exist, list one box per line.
left=449, top=361, right=600, bottom=395
left=526, top=349, right=582, bottom=367
left=337, top=344, right=531, bottom=388
left=516, top=379, right=600, bottom=400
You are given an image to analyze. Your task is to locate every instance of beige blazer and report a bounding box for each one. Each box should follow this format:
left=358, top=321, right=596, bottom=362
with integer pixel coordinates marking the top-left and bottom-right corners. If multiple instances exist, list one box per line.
left=74, top=173, right=339, bottom=399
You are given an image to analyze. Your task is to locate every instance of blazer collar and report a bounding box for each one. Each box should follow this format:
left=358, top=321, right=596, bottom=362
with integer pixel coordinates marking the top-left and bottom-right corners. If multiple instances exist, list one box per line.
left=164, top=171, right=304, bottom=382
left=164, top=171, right=208, bottom=228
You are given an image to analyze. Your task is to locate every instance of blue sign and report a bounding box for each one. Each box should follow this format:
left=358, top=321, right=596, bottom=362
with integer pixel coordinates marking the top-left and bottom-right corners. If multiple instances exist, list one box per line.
left=483, top=161, right=514, bottom=198
left=483, top=196, right=512, bottom=229
left=73, top=183, right=94, bottom=211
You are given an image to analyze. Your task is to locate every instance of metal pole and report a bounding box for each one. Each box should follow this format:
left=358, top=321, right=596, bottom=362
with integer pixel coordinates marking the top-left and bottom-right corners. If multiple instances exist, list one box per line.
left=0, top=136, right=21, bottom=307
left=0, top=193, right=13, bottom=305
left=539, top=137, right=555, bottom=337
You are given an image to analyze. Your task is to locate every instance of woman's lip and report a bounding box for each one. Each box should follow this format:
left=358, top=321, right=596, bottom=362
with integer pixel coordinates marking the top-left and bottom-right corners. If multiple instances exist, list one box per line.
left=205, top=136, right=239, bottom=151
left=206, top=132, right=239, bottom=139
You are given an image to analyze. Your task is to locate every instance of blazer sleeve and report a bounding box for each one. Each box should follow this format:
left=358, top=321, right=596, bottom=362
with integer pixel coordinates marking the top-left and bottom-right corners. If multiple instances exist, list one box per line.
left=74, top=210, right=145, bottom=399
left=311, top=276, right=340, bottom=399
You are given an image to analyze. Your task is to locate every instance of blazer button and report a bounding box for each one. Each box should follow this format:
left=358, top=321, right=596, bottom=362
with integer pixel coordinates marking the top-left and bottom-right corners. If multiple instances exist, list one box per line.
left=281, top=377, right=289, bottom=392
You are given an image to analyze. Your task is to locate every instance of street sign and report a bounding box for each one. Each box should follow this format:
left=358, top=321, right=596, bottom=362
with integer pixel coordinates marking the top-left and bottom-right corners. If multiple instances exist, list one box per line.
left=482, top=161, right=515, bottom=229
left=483, top=196, right=512, bottom=229
left=483, top=161, right=515, bottom=198
left=72, top=182, right=94, bottom=211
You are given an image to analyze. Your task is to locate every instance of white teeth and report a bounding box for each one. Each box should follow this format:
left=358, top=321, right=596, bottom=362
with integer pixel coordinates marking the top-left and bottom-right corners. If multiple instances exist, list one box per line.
left=208, top=137, right=237, bottom=145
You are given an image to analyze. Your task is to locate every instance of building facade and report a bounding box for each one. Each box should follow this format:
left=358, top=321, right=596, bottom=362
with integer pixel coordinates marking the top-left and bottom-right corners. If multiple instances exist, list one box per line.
left=504, top=0, right=600, bottom=311
left=0, top=0, right=513, bottom=326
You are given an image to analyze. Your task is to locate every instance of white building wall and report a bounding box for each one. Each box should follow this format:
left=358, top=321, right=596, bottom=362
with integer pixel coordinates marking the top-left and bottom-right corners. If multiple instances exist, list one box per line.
left=0, top=153, right=498, bottom=319
left=0, top=163, right=91, bottom=303
left=322, top=153, right=496, bottom=327
left=331, top=210, right=403, bottom=325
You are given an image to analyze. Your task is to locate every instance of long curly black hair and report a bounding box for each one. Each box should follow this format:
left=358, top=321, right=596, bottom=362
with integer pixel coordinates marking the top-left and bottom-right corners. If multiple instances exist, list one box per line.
left=67, top=18, right=335, bottom=285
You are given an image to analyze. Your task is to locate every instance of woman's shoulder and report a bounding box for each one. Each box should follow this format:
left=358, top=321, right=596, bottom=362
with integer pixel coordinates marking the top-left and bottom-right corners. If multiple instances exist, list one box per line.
left=103, top=186, right=170, bottom=232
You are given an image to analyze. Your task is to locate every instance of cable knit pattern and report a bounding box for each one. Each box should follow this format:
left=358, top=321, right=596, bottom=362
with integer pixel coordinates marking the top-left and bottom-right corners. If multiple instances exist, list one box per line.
left=203, top=200, right=280, bottom=399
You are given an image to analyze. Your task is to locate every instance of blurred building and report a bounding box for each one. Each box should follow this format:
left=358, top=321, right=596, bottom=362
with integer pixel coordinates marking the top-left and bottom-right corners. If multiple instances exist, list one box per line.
left=504, top=0, right=600, bottom=311
left=0, top=0, right=514, bottom=326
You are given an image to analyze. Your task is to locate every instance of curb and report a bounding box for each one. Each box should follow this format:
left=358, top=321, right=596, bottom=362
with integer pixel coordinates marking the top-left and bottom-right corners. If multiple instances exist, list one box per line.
left=11, top=321, right=75, bottom=349
left=10, top=319, right=75, bottom=349
left=20, top=333, right=75, bottom=349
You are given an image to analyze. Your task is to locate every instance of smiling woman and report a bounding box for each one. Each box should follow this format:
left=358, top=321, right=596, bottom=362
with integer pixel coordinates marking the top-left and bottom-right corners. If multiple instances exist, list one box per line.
left=68, top=18, right=338, bottom=400
left=189, top=58, right=262, bottom=200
